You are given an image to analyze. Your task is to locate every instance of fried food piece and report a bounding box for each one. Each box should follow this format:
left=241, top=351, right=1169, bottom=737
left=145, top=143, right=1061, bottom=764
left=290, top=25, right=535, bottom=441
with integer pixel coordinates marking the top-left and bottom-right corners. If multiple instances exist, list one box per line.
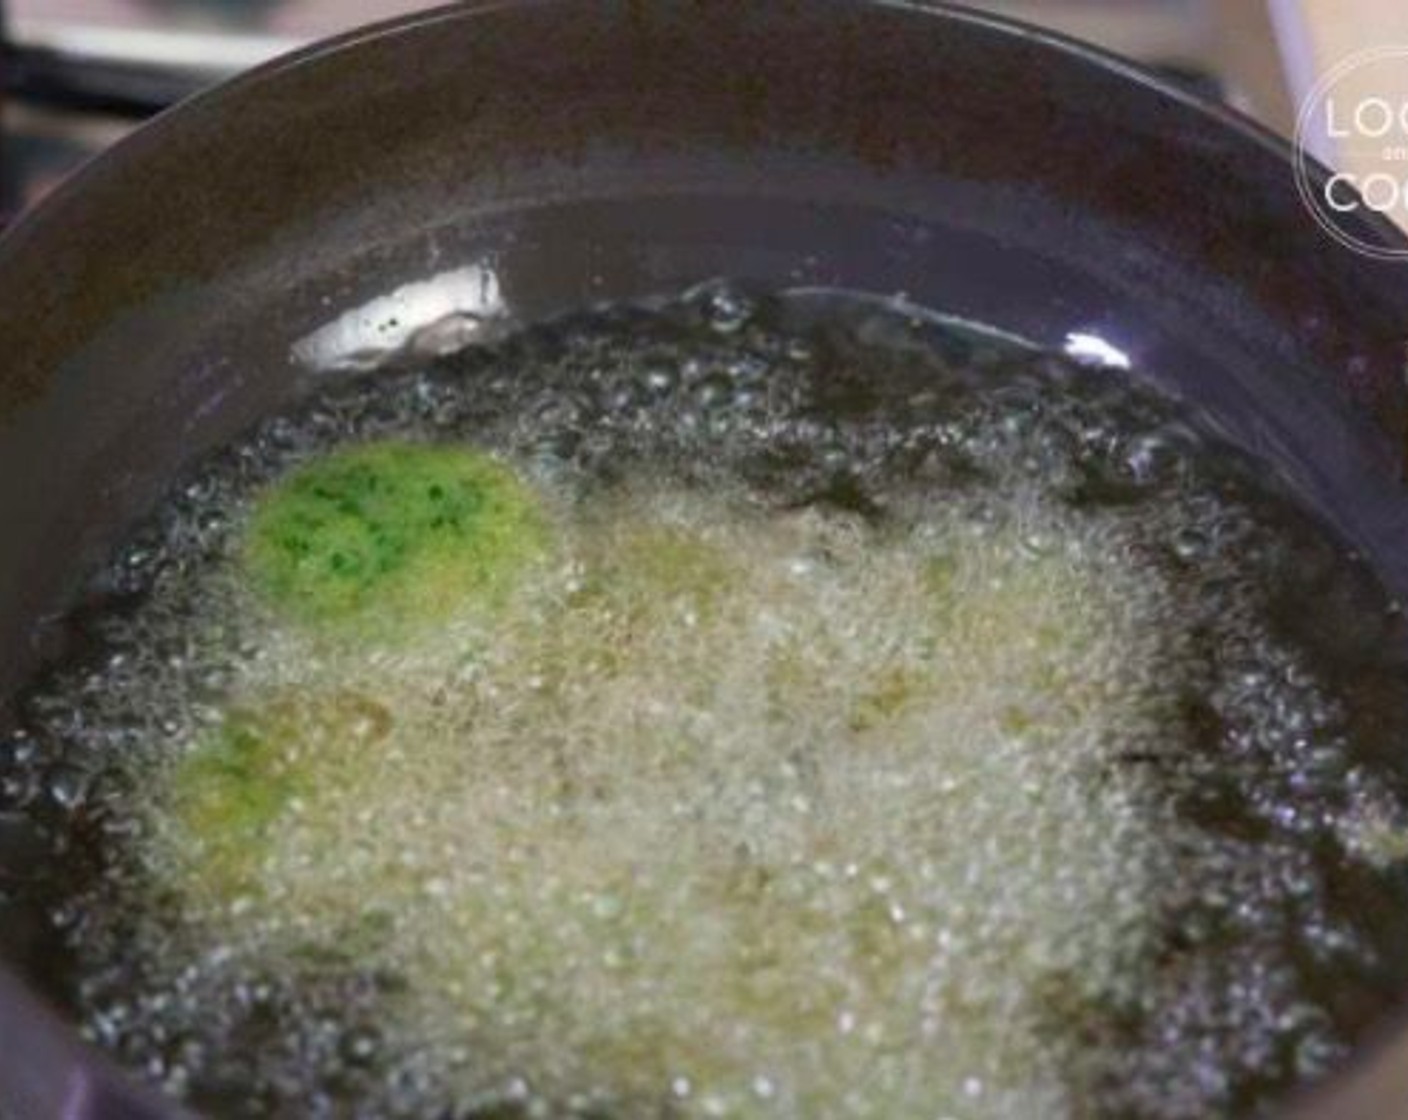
left=244, top=442, right=544, bottom=632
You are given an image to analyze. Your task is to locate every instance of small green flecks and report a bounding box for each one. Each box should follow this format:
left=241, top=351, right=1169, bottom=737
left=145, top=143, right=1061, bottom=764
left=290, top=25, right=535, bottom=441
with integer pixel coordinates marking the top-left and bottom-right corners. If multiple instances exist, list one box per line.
left=162, top=692, right=392, bottom=901
left=581, top=523, right=738, bottom=623
left=164, top=712, right=299, bottom=897
left=848, top=666, right=925, bottom=733
left=999, top=705, right=1035, bottom=737
left=921, top=553, right=959, bottom=598
left=617, top=528, right=734, bottom=601
left=243, top=442, right=545, bottom=633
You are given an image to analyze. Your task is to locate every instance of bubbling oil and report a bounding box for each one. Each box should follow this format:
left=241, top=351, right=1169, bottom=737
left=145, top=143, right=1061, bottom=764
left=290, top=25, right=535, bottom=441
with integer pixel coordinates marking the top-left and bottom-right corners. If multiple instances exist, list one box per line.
left=4, top=284, right=1408, bottom=1120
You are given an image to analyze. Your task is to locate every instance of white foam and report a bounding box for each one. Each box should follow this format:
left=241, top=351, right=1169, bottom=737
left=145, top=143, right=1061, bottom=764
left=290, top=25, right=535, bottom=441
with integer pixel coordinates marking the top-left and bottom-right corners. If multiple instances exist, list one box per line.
left=134, top=482, right=1197, bottom=1118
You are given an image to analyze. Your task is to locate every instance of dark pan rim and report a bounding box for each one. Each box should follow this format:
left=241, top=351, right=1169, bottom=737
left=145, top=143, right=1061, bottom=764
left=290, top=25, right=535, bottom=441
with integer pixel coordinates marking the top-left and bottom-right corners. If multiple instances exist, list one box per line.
left=3, top=0, right=1407, bottom=264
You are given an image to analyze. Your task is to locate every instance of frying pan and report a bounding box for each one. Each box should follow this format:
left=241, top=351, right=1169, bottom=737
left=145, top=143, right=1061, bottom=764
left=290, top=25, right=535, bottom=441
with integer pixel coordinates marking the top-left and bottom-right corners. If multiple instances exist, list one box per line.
left=3, top=2, right=1408, bottom=1117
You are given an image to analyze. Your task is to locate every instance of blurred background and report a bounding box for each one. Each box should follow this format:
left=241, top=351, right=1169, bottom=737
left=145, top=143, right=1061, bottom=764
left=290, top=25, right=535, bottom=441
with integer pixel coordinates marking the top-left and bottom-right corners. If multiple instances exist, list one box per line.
left=0, top=0, right=1404, bottom=226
